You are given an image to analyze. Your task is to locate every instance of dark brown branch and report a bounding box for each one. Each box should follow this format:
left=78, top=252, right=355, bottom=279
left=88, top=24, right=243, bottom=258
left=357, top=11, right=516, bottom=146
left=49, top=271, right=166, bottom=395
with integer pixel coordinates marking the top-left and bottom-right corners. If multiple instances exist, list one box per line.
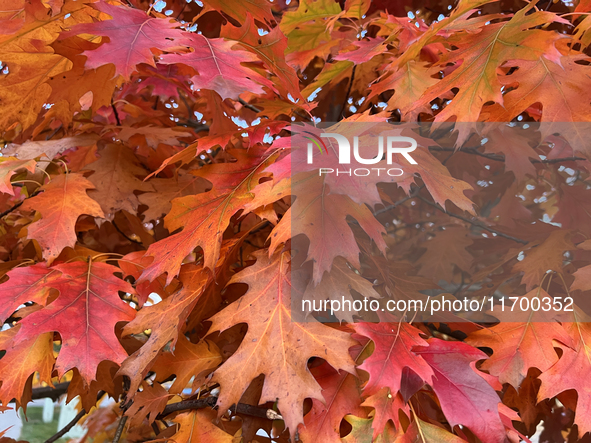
left=45, top=409, right=86, bottom=443
left=30, top=382, right=70, bottom=402
left=0, top=189, right=43, bottom=219
left=338, top=64, right=357, bottom=120
left=44, top=390, right=106, bottom=443
left=111, top=102, right=121, bottom=126
left=373, top=185, right=425, bottom=217
left=533, top=156, right=587, bottom=164
left=157, top=396, right=281, bottom=421
left=238, top=98, right=262, bottom=113
left=112, top=415, right=128, bottom=443
left=416, top=195, right=528, bottom=245
left=112, top=220, right=143, bottom=245
left=428, top=146, right=586, bottom=164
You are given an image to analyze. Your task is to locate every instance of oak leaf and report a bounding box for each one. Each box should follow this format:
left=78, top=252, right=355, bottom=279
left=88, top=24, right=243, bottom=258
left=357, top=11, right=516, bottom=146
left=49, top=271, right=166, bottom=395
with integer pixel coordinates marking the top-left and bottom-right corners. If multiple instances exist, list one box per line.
left=160, top=33, right=270, bottom=100
left=21, top=173, right=104, bottom=263
left=299, top=344, right=368, bottom=442
left=124, top=382, right=170, bottom=427
left=0, top=326, right=54, bottom=407
left=207, top=251, right=357, bottom=437
left=14, top=260, right=136, bottom=385
left=170, top=409, right=235, bottom=443
left=0, top=158, right=36, bottom=196
left=141, top=147, right=278, bottom=283
left=86, top=144, right=153, bottom=220
left=538, top=319, right=591, bottom=438
left=411, top=7, right=567, bottom=141
left=399, top=417, right=468, bottom=443
left=354, top=322, right=433, bottom=397
left=466, top=289, right=573, bottom=388
left=63, top=1, right=185, bottom=79
left=415, top=339, right=506, bottom=443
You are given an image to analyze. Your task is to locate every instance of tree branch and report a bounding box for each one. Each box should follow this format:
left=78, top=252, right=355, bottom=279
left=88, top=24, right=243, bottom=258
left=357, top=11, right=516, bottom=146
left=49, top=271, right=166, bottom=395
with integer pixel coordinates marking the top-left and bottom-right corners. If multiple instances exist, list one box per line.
left=157, top=396, right=281, bottom=421
left=30, top=382, right=70, bottom=402
left=338, top=64, right=357, bottom=120
left=428, top=146, right=586, bottom=164
left=416, top=195, right=528, bottom=244
left=45, top=409, right=86, bottom=443
left=44, top=390, right=105, bottom=443
left=112, top=415, right=128, bottom=443
left=238, top=98, right=262, bottom=113
left=0, top=188, right=43, bottom=219
left=7, top=382, right=70, bottom=404
left=111, top=102, right=121, bottom=126
left=373, top=185, right=425, bottom=216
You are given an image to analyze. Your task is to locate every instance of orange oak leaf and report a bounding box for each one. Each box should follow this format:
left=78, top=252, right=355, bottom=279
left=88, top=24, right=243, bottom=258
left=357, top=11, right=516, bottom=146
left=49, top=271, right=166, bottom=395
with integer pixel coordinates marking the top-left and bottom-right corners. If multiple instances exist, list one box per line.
left=0, top=0, right=78, bottom=131
left=170, top=409, right=235, bottom=443
left=13, top=261, right=136, bottom=385
left=399, top=417, right=468, bottom=443
left=466, top=288, right=573, bottom=388
left=410, top=6, right=567, bottom=141
left=150, top=336, right=222, bottom=395
left=361, top=388, right=408, bottom=440
left=47, top=36, right=119, bottom=120
left=20, top=173, right=104, bottom=263
left=207, top=251, right=357, bottom=438
left=139, top=171, right=209, bottom=222
left=124, top=382, right=170, bottom=427
left=221, top=14, right=303, bottom=101
left=0, top=158, right=36, bottom=195
left=140, top=146, right=278, bottom=283
left=86, top=144, right=153, bottom=220
left=0, top=326, right=54, bottom=407
left=119, top=264, right=213, bottom=395
left=369, top=61, right=439, bottom=120
left=512, top=230, right=573, bottom=291
left=496, top=55, right=591, bottom=158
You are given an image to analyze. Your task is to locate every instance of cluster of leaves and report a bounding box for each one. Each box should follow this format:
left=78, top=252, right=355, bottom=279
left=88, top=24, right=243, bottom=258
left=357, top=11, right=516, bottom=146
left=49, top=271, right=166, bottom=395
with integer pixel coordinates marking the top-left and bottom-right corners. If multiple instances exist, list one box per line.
left=1, top=0, right=591, bottom=442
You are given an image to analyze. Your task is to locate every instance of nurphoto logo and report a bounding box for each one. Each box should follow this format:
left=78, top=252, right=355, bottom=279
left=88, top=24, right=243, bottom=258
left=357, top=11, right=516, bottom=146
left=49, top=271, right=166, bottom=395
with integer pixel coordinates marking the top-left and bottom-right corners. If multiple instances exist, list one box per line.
left=303, top=130, right=419, bottom=177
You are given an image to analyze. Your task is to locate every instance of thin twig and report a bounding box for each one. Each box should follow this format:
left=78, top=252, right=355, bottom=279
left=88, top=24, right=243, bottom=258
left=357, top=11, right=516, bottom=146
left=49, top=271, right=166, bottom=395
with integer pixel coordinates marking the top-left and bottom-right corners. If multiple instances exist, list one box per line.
left=338, top=65, right=357, bottom=119
left=45, top=409, right=86, bottom=443
left=111, top=102, right=121, bottom=126
left=238, top=98, right=262, bottom=113
left=157, top=396, right=280, bottom=421
left=0, top=188, right=43, bottom=219
left=416, top=195, right=528, bottom=244
left=45, top=125, right=62, bottom=141
left=112, top=220, right=143, bottom=245
left=428, top=146, right=586, bottom=164
left=373, top=185, right=425, bottom=216
left=112, top=415, right=128, bottom=443
left=44, top=390, right=106, bottom=443
left=28, top=382, right=69, bottom=402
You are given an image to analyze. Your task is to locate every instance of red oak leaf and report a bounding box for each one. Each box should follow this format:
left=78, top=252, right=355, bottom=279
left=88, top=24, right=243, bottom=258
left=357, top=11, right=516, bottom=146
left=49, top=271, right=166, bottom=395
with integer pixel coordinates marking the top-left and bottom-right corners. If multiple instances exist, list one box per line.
left=14, top=261, right=136, bottom=385
left=63, top=1, right=185, bottom=79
